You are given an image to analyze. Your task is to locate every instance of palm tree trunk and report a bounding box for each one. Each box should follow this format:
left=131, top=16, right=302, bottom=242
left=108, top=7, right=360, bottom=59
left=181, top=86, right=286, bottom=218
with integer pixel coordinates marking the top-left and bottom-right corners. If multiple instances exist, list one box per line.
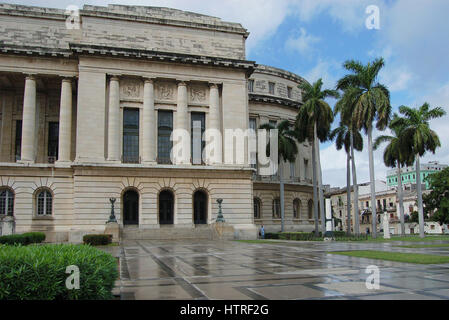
left=315, top=127, right=326, bottom=236
left=368, top=126, right=377, bottom=238
left=397, top=161, right=405, bottom=236
left=416, top=155, right=425, bottom=238
left=280, top=156, right=285, bottom=233
left=312, top=124, right=319, bottom=236
left=346, top=151, right=351, bottom=236
left=350, top=133, right=360, bottom=235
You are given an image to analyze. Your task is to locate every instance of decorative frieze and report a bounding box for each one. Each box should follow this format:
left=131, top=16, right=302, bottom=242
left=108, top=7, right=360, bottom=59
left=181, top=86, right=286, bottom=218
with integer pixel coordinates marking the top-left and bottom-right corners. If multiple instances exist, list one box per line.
left=189, top=85, right=207, bottom=104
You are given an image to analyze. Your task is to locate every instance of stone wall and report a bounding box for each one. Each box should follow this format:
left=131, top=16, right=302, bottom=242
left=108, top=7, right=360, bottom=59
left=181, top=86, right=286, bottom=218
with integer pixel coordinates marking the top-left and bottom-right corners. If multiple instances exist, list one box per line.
left=0, top=3, right=247, bottom=60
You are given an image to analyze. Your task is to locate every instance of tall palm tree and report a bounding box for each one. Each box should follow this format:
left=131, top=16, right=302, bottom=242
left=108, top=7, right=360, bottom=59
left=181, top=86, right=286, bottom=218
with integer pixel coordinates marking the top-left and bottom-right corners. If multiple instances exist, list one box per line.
left=336, top=58, right=391, bottom=238
left=391, top=103, right=446, bottom=238
left=334, top=87, right=365, bottom=235
left=330, top=122, right=363, bottom=235
left=374, top=113, right=414, bottom=236
left=296, top=78, right=339, bottom=236
left=260, top=120, right=299, bottom=232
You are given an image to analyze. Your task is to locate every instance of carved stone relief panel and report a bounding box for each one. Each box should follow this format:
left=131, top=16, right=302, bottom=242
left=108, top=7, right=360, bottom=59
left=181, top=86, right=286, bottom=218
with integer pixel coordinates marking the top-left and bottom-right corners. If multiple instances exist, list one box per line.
left=120, top=78, right=142, bottom=100
left=188, top=85, right=208, bottom=104
left=155, top=82, right=176, bottom=102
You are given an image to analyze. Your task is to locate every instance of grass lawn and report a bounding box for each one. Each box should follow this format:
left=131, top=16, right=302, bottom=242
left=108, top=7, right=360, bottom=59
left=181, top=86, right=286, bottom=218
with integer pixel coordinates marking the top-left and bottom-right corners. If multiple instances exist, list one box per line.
left=329, top=250, right=449, bottom=264
left=395, top=243, right=449, bottom=248
left=357, top=235, right=449, bottom=243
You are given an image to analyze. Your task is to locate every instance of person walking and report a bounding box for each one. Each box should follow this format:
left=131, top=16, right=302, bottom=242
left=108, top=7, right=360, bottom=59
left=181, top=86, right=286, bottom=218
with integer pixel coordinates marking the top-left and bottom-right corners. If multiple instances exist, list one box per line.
left=260, top=225, right=265, bottom=239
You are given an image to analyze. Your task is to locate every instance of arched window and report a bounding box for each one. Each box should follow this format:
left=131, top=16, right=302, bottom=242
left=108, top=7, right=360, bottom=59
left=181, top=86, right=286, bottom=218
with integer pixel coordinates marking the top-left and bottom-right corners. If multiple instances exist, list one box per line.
left=272, top=198, right=280, bottom=218
left=254, top=197, right=261, bottom=219
left=293, top=198, right=301, bottom=219
left=0, top=188, right=14, bottom=216
left=36, top=189, right=52, bottom=216
left=308, top=199, right=313, bottom=219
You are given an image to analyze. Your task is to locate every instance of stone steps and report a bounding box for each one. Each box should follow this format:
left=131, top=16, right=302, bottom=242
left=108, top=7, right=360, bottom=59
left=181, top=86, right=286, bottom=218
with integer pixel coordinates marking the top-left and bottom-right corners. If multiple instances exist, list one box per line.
left=121, top=225, right=213, bottom=240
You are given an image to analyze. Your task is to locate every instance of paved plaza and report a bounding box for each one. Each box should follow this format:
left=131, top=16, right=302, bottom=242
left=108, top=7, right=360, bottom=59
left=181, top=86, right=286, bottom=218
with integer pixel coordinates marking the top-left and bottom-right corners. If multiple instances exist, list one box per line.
left=102, top=240, right=449, bottom=300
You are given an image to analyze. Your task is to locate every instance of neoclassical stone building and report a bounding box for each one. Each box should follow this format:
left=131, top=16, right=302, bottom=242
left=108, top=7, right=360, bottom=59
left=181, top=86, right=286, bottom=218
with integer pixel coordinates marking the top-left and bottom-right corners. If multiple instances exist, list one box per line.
left=0, top=4, right=315, bottom=241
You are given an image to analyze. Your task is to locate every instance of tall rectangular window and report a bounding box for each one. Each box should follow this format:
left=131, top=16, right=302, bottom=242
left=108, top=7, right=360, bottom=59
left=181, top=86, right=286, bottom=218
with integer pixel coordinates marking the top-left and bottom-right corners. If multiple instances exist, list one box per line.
left=304, top=159, right=309, bottom=180
left=15, top=120, right=22, bottom=161
left=158, top=110, right=173, bottom=164
left=48, top=122, right=59, bottom=163
left=287, top=86, right=292, bottom=98
left=249, top=117, right=257, bottom=170
left=248, top=79, right=254, bottom=93
left=191, top=112, right=205, bottom=165
left=123, top=108, right=140, bottom=163
left=269, top=82, right=275, bottom=95
left=290, top=162, right=295, bottom=178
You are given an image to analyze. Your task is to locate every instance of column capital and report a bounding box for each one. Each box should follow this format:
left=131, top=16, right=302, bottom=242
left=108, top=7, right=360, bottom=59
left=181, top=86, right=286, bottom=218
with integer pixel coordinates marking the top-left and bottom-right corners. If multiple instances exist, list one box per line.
left=109, top=76, right=120, bottom=82
left=24, top=74, right=36, bottom=81
left=143, top=78, right=154, bottom=84
left=61, top=77, right=73, bottom=83
left=177, top=80, right=188, bottom=87
left=209, top=83, right=220, bottom=89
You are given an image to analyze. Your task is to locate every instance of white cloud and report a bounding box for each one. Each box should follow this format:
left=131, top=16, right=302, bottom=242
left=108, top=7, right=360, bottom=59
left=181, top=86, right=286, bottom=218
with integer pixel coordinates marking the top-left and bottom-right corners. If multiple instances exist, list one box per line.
left=302, top=58, right=341, bottom=90
left=379, top=65, right=414, bottom=92
left=285, top=27, right=320, bottom=56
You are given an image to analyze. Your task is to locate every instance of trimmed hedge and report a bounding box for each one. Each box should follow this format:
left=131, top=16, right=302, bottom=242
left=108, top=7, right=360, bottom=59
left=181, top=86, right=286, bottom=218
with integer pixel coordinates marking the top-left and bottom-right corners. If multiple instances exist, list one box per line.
left=0, top=244, right=118, bottom=300
left=83, top=234, right=112, bottom=246
left=0, top=232, right=46, bottom=245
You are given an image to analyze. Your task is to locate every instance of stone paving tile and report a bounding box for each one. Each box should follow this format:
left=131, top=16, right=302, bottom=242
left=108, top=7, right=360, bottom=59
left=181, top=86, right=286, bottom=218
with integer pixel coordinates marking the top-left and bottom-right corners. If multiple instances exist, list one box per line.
left=109, top=239, right=449, bottom=300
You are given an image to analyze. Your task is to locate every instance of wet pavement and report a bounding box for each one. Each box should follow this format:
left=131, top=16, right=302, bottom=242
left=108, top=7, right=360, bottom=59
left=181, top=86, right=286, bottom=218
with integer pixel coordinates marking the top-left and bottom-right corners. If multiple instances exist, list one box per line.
left=101, top=240, right=449, bottom=300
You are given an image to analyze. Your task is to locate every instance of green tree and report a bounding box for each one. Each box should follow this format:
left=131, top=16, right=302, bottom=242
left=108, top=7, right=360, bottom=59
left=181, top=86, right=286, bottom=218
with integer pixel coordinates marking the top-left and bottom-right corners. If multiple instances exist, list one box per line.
left=392, top=103, right=446, bottom=238
left=296, top=78, right=338, bottom=236
left=374, top=113, right=414, bottom=236
left=423, top=167, right=449, bottom=225
left=329, top=122, right=363, bottom=235
left=259, top=120, right=298, bottom=232
left=336, top=58, right=391, bottom=238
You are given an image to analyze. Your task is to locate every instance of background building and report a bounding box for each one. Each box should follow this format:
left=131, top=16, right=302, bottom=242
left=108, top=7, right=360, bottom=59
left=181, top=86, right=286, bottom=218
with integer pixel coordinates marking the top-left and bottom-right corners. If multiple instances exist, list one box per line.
left=387, top=161, right=447, bottom=190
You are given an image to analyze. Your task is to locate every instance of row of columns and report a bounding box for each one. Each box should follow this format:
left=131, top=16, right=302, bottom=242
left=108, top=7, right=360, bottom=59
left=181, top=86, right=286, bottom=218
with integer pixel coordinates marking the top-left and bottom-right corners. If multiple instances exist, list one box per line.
left=106, top=77, right=222, bottom=165
left=20, top=76, right=72, bottom=163
left=18, top=75, right=221, bottom=165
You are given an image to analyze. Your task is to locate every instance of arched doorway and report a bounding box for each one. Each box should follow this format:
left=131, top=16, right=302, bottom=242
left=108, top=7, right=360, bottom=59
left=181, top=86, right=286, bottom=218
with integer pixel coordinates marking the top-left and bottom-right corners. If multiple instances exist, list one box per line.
left=159, top=190, right=174, bottom=225
left=193, top=190, right=207, bottom=224
left=123, top=189, right=139, bottom=225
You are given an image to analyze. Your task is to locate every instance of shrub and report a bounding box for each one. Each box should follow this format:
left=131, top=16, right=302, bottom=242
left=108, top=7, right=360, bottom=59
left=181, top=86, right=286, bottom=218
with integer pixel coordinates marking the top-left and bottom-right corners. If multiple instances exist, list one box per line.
left=0, top=232, right=46, bottom=245
left=83, top=234, right=112, bottom=246
left=0, top=244, right=118, bottom=300
left=265, top=232, right=280, bottom=239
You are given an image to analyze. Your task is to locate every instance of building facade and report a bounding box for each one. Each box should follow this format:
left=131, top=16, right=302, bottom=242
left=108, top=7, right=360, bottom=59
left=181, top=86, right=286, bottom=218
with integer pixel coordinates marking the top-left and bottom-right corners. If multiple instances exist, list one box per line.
left=0, top=4, right=314, bottom=241
left=386, top=161, right=447, bottom=190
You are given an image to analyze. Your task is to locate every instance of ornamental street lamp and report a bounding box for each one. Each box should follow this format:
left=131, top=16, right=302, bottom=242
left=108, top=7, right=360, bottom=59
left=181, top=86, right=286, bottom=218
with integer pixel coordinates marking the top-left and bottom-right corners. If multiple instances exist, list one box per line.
left=108, top=197, right=117, bottom=223
left=216, top=198, right=225, bottom=223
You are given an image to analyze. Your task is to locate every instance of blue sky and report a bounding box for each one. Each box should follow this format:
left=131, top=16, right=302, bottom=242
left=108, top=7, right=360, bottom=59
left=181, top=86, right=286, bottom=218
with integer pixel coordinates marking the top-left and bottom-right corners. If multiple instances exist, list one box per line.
left=3, top=0, right=449, bottom=187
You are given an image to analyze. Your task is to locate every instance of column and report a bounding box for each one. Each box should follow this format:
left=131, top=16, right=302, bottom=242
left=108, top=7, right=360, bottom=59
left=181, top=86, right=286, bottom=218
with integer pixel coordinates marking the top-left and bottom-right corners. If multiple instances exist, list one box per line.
left=57, top=78, right=72, bottom=162
left=21, top=76, right=36, bottom=162
left=0, top=93, right=13, bottom=162
left=175, top=81, right=190, bottom=164
left=107, top=76, right=120, bottom=161
left=208, top=83, right=222, bottom=164
left=142, top=79, right=156, bottom=163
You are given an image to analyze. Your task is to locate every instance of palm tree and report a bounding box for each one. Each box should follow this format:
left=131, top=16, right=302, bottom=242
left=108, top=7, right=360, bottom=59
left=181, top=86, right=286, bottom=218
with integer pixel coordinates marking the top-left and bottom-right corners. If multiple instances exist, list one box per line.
left=296, top=78, right=339, bottom=236
left=336, top=58, right=391, bottom=238
left=391, top=103, right=446, bottom=238
left=374, top=113, right=414, bottom=236
left=260, top=120, right=299, bottom=232
left=330, top=122, right=363, bottom=235
left=334, top=87, right=365, bottom=235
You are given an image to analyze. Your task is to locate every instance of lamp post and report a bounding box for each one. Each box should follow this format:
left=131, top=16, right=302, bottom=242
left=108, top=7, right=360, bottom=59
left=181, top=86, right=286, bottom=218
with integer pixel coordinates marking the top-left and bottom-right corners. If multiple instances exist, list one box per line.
left=216, top=198, right=225, bottom=223
left=108, top=197, right=117, bottom=223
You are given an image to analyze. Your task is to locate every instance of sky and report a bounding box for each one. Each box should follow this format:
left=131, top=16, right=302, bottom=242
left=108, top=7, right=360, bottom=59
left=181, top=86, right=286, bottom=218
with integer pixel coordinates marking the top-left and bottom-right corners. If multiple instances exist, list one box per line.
left=3, top=0, right=449, bottom=187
